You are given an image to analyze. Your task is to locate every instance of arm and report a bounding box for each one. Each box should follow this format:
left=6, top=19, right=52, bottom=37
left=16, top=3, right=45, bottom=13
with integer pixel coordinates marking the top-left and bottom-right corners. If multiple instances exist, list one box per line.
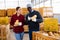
left=25, top=15, right=29, bottom=25
left=35, top=12, right=43, bottom=23
left=25, top=14, right=32, bottom=25
left=22, top=16, right=25, bottom=25
left=10, top=16, right=14, bottom=28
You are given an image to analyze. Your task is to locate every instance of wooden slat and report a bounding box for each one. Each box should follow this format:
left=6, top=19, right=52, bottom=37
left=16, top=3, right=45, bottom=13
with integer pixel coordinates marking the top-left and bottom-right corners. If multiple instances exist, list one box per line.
left=32, top=32, right=59, bottom=40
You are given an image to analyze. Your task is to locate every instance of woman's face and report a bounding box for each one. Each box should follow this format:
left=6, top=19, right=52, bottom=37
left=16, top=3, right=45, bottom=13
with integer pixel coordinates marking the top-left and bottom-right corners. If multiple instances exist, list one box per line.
left=16, top=8, right=22, bottom=14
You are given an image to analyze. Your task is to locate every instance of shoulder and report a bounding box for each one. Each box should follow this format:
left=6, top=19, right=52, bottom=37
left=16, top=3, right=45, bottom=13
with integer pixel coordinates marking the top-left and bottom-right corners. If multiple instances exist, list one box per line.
left=33, top=10, right=40, bottom=14
left=20, top=14, right=25, bottom=18
left=11, top=14, right=16, bottom=18
left=34, top=10, right=39, bottom=13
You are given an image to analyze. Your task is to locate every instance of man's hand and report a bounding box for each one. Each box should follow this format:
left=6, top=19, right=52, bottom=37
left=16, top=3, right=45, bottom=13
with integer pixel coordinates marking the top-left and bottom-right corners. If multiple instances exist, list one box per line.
left=10, top=25, right=13, bottom=29
left=28, top=16, right=31, bottom=21
left=31, top=15, right=37, bottom=22
left=28, top=15, right=37, bottom=22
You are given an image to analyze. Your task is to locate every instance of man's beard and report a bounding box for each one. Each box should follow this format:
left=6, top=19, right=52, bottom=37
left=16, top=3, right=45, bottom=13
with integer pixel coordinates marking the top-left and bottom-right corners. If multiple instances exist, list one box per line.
left=29, top=10, right=32, bottom=13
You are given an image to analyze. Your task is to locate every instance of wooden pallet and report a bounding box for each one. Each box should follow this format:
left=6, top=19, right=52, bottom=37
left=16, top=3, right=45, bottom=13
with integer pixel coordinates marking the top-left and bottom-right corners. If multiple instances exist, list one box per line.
left=32, top=32, right=59, bottom=40
left=0, top=25, right=10, bottom=40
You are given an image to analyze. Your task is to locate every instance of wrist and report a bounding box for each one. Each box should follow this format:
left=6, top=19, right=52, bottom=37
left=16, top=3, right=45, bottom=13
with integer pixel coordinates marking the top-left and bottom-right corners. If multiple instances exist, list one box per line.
left=18, top=22, right=22, bottom=26
left=32, top=19, right=36, bottom=22
left=28, top=16, right=31, bottom=21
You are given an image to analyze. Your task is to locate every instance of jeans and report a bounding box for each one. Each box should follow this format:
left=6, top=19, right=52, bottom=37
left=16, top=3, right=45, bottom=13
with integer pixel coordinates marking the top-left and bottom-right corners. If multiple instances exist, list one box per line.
left=15, top=32, right=24, bottom=40
left=29, top=30, right=39, bottom=40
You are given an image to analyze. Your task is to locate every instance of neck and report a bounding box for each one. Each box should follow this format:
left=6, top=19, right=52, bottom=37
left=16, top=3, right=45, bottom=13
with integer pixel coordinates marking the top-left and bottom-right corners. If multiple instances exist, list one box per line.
left=29, top=10, right=33, bottom=13
left=17, top=13, right=20, bottom=16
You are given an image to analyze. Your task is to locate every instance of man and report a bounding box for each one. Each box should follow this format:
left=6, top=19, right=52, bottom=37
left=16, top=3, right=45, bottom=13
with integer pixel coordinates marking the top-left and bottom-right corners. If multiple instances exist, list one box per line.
left=25, top=4, right=43, bottom=40
left=10, top=7, right=25, bottom=40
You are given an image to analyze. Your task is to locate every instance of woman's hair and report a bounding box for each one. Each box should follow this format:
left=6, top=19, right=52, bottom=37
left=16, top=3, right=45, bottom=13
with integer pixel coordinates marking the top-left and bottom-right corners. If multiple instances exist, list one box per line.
left=16, top=7, right=20, bottom=11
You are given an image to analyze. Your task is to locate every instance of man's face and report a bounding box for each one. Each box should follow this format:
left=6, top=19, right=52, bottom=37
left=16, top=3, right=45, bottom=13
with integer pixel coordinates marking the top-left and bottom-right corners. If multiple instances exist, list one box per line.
left=27, top=7, right=32, bottom=13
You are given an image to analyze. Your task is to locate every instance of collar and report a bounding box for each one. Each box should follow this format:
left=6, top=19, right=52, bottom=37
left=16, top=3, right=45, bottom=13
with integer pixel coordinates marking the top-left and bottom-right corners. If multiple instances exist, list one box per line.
left=31, top=10, right=34, bottom=13
left=16, top=13, right=21, bottom=17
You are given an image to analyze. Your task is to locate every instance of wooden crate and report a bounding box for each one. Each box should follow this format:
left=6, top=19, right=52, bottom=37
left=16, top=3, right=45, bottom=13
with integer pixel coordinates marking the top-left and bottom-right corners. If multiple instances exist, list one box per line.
left=22, top=8, right=42, bottom=15
left=39, top=7, right=53, bottom=17
left=7, top=8, right=28, bottom=16
left=23, top=25, right=29, bottom=32
left=40, top=22, right=44, bottom=31
left=22, top=8, right=28, bottom=15
left=33, top=8, right=43, bottom=17
left=0, top=10, right=6, bottom=17
left=0, top=25, right=10, bottom=40
left=33, top=8, right=39, bottom=11
left=7, top=9, right=16, bottom=17
left=32, top=32, right=59, bottom=40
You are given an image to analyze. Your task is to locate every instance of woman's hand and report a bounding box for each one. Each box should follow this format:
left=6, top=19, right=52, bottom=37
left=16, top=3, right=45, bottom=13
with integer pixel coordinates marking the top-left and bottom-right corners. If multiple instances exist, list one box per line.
left=14, top=20, right=19, bottom=26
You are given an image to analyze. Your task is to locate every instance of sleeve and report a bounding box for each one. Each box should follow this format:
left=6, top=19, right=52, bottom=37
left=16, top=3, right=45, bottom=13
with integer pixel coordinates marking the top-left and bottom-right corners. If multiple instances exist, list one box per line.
left=10, top=16, right=14, bottom=26
left=36, top=12, right=43, bottom=23
left=25, top=14, right=29, bottom=25
left=22, top=16, right=25, bottom=25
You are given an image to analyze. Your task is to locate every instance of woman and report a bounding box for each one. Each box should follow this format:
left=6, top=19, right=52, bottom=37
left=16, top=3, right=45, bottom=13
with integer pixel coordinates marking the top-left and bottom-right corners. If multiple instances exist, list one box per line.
left=10, top=7, right=25, bottom=40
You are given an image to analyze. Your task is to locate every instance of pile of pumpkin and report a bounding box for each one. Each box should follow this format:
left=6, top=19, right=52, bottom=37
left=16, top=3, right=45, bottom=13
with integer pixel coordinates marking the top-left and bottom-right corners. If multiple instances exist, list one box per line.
left=0, top=16, right=10, bottom=25
left=44, top=18, right=59, bottom=32
left=40, top=18, right=60, bottom=39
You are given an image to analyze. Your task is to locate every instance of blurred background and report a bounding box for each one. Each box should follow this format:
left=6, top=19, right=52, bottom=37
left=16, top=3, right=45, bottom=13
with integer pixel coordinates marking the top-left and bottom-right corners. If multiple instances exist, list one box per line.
left=0, top=0, right=60, bottom=40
